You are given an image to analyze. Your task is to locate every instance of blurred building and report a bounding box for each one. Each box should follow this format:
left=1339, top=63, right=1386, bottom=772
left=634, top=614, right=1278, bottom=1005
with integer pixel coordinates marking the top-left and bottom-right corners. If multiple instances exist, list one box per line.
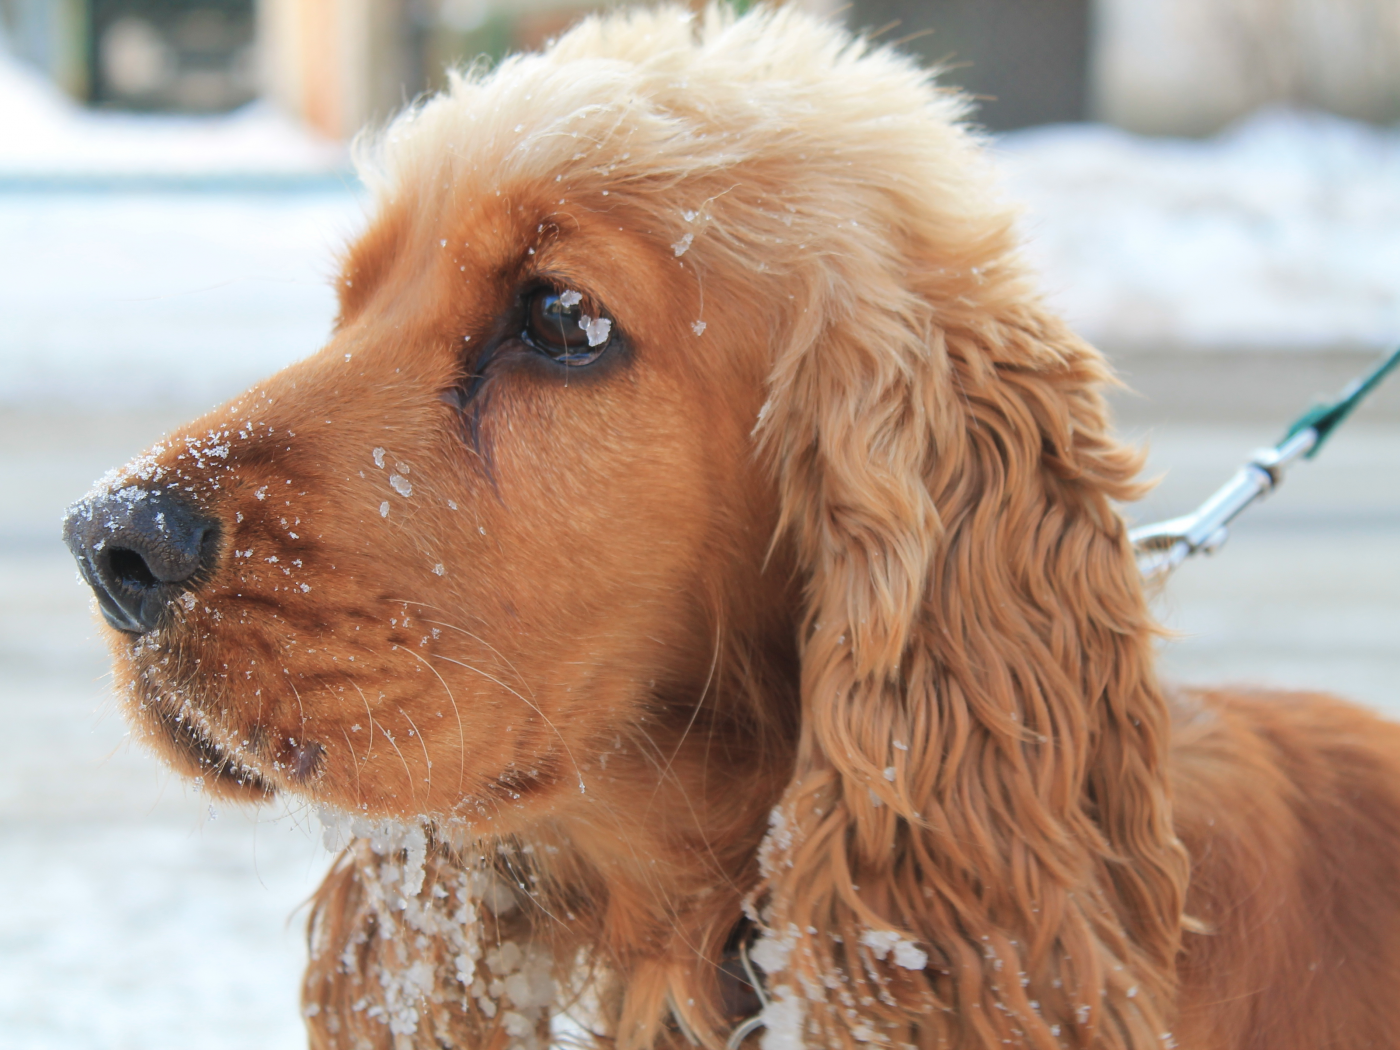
left=256, top=0, right=850, bottom=139
left=1092, top=0, right=1400, bottom=134
left=0, top=0, right=90, bottom=98
left=255, top=0, right=625, bottom=140
left=2, top=0, right=1398, bottom=136
left=1, top=0, right=257, bottom=110
left=844, top=0, right=1400, bottom=132
left=849, top=0, right=1091, bottom=130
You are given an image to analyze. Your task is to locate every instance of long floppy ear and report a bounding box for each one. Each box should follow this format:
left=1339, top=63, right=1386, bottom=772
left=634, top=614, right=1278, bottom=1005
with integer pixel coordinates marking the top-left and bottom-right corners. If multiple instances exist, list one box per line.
left=748, top=213, right=1190, bottom=1048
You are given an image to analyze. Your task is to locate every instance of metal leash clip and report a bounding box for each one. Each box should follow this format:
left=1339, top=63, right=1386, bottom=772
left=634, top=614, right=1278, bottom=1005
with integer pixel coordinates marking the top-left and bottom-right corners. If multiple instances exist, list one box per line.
left=1131, top=346, right=1400, bottom=582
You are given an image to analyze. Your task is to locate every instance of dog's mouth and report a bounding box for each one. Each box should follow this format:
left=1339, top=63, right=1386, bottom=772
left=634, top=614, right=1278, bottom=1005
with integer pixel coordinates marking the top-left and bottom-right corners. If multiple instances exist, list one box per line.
left=158, top=710, right=277, bottom=798
left=131, top=670, right=279, bottom=800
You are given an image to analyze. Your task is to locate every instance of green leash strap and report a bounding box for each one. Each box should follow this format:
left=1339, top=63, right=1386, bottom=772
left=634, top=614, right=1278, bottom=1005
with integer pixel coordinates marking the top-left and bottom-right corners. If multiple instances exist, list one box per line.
left=1131, top=345, right=1400, bottom=581
left=1283, top=345, right=1400, bottom=456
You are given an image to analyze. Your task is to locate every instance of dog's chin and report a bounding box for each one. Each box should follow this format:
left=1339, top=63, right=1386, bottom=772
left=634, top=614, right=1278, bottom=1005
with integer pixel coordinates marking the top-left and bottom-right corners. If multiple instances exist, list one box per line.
left=112, top=640, right=280, bottom=803
left=149, top=702, right=280, bottom=802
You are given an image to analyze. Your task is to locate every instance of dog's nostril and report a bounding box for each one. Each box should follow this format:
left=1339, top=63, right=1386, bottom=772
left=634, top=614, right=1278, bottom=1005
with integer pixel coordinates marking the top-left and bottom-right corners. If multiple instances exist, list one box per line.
left=108, top=547, right=160, bottom=590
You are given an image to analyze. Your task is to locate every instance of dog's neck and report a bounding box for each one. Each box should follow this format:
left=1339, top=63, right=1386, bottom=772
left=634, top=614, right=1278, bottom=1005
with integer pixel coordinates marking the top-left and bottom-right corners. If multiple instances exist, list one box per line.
left=419, top=570, right=799, bottom=997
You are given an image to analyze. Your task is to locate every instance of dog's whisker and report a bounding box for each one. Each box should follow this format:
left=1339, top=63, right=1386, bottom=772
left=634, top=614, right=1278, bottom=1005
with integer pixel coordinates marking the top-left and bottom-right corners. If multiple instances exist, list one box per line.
left=397, top=603, right=537, bottom=699
left=396, top=705, right=433, bottom=797
left=655, top=615, right=724, bottom=801
left=341, top=674, right=377, bottom=762
left=287, top=677, right=306, bottom=732
left=375, top=720, right=418, bottom=807
left=430, top=653, right=587, bottom=796
left=338, top=724, right=363, bottom=803
left=394, top=642, right=467, bottom=794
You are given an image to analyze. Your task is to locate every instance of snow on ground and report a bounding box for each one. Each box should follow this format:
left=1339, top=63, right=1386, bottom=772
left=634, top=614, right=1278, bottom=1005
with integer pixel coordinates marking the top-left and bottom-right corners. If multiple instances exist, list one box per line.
left=0, top=190, right=368, bottom=406
left=0, top=47, right=345, bottom=180
left=0, top=46, right=363, bottom=408
left=997, top=108, right=1400, bottom=353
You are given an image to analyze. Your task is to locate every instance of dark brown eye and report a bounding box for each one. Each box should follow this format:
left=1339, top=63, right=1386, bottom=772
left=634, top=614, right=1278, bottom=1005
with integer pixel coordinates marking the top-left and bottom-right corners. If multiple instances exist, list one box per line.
left=522, top=288, right=613, bottom=366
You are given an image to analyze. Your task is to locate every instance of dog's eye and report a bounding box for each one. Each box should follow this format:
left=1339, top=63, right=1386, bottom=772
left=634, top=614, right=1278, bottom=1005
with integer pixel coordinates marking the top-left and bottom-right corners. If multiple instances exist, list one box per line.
left=522, top=288, right=612, bottom=366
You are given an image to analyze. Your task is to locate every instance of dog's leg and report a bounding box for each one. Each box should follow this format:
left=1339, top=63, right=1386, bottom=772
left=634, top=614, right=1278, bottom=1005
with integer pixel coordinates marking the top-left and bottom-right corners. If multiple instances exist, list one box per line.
left=303, top=840, right=559, bottom=1050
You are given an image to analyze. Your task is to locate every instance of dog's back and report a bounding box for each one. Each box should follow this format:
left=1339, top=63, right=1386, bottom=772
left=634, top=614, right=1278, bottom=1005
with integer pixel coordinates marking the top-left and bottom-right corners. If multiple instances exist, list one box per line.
left=1172, top=688, right=1400, bottom=1048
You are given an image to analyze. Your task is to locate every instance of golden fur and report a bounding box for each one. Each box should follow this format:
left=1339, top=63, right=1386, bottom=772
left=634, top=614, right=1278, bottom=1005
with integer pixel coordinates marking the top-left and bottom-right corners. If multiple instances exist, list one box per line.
left=75, top=6, right=1400, bottom=1049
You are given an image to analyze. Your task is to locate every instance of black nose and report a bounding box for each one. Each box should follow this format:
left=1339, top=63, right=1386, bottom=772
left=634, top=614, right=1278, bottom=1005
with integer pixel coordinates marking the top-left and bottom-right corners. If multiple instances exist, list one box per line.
left=63, top=486, right=220, bottom=635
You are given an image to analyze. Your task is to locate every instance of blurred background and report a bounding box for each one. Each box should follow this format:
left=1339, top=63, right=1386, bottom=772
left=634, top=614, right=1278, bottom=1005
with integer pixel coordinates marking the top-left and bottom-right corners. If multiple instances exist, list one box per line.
left=1, top=1, right=1397, bottom=1047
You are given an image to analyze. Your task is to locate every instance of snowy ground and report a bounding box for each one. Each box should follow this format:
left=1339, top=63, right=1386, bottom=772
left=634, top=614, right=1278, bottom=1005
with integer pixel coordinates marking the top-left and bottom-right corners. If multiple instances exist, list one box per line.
left=997, top=107, right=1400, bottom=354
left=0, top=46, right=345, bottom=182
left=1, top=43, right=1398, bottom=1050
left=0, top=190, right=367, bottom=406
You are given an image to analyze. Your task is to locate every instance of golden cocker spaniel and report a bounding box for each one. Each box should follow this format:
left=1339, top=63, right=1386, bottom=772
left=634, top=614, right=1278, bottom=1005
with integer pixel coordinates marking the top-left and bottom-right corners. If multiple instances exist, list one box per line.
left=64, top=6, right=1400, bottom=1049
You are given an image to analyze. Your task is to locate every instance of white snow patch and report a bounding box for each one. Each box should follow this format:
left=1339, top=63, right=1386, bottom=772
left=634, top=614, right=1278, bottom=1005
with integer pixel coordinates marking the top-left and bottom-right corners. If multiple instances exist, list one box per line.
left=557, top=289, right=583, bottom=308
left=859, top=927, right=928, bottom=971
left=691, top=319, right=707, bottom=336
left=750, top=922, right=800, bottom=976
left=579, top=315, right=611, bottom=347
left=757, top=984, right=806, bottom=1050
left=389, top=474, right=412, bottom=497
left=0, top=47, right=343, bottom=179
left=0, top=189, right=364, bottom=406
left=314, top=808, right=561, bottom=1048
left=997, top=107, right=1400, bottom=352
left=756, top=804, right=796, bottom=878
left=671, top=232, right=694, bottom=256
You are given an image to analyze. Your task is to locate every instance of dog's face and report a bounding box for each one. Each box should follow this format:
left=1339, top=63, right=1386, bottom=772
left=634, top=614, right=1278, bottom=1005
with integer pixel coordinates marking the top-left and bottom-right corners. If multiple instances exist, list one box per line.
left=61, top=10, right=996, bottom=843
left=64, top=161, right=787, bottom=828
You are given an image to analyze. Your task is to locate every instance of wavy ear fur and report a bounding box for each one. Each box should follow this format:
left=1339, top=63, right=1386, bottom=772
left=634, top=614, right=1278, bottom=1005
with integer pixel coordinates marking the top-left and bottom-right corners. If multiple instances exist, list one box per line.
left=750, top=170, right=1189, bottom=1050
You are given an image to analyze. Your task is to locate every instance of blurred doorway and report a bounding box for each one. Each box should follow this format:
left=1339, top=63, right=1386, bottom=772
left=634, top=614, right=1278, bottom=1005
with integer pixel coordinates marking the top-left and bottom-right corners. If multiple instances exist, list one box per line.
left=89, top=0, right=257, bottom=111
left=847, top=0, right=1090, bottom=130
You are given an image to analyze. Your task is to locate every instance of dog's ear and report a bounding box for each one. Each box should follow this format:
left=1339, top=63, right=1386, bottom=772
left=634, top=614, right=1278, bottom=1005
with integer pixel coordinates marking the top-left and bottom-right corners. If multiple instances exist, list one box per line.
left=750, top=246, right=1190, bottom=1048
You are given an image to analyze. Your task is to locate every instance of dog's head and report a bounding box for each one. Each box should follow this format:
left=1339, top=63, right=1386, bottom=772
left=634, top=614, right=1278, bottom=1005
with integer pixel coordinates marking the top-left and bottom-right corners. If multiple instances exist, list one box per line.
left=65, top=8, right=835, bottom=823
left=65, top=6, right=1188, bottom=1047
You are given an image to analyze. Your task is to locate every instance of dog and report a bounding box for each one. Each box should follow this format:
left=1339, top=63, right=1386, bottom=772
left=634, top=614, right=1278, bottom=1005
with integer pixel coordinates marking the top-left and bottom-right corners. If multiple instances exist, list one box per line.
left=62, top=6, right=1400, bottom=1049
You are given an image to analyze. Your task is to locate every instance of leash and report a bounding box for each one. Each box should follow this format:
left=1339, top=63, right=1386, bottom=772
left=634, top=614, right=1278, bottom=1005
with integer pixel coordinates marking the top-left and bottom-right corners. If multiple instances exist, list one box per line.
left=1131, top=346, right=1400, bottom=581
